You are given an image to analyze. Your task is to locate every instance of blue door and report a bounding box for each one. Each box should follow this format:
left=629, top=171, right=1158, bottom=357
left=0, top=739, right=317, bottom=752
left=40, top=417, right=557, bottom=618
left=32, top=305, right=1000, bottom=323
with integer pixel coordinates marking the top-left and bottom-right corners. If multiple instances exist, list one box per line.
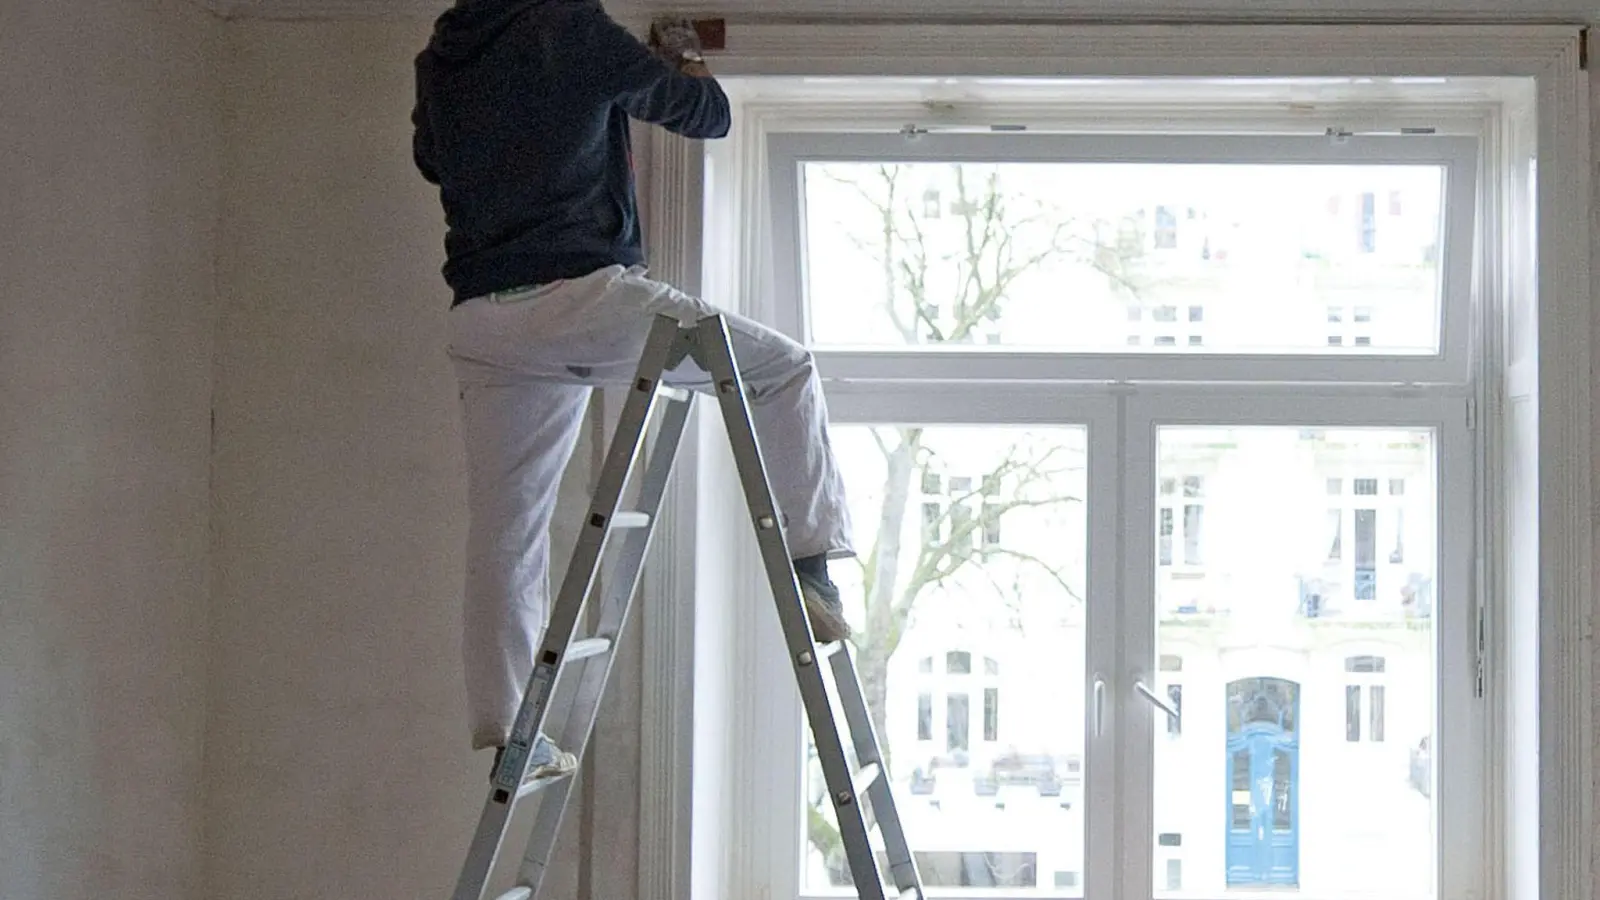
left=1225, top=678, right=1300, bottom=887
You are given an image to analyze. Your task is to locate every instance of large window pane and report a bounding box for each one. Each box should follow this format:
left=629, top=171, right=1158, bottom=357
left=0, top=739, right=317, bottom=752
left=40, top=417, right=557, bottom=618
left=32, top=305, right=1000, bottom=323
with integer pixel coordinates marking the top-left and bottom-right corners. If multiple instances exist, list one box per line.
left=800, top=162, right=1445, bottom=354
left=803, top=426, right=1088, bottom=895
left=1153, top=427, right=1436, bottom=899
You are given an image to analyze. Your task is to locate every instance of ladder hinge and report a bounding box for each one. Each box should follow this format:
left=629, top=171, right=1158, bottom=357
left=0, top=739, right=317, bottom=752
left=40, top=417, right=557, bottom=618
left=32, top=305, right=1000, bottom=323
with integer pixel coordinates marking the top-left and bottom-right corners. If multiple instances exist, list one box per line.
left=1465, top=398, right=1477, bottom=430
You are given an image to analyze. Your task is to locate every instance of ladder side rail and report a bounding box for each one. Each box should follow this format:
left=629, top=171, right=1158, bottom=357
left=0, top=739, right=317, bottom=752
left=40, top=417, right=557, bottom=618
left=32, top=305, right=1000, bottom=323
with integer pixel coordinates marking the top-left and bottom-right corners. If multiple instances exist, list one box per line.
left=690, top=315, right=887, bottom=900
left=517, top=390, right=694, bottom=893
left=828, top=644, right=925, bottom=898
left=492, top=314, right=684, bottom=794
left=453, top=787, right=520, bottom=900
left=455, top=315, right=684, bottom=900
left=512, top=776, right=577, bottom=900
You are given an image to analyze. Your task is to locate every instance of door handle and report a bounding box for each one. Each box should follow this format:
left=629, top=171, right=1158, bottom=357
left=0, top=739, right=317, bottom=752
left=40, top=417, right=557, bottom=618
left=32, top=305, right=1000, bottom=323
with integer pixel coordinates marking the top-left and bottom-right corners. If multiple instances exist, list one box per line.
left=1093, top=676, right=1107, bottom=737
left=1135, top=680, right=1181, bottom=724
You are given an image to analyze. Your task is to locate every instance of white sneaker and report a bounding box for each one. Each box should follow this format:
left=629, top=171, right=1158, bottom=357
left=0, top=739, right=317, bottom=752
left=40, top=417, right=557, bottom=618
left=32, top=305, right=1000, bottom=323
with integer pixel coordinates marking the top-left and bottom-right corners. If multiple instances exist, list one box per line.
left=492, top=734, right=579, bottom=784
left=797, top=572, right=853, bottom=643
left=527, top=734, right=579, bottom=780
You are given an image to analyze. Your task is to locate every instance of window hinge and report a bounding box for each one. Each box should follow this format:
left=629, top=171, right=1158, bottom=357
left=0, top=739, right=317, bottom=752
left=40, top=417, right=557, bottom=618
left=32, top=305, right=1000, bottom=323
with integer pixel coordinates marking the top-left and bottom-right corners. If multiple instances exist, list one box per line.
left=1581, top=28, right=1590, bottom=71
left=1474, top=611, right=1487, bottom=699
left=1474, top=556, right=1488, bottom=699
left=1465, top=398, right=1477, bottom=431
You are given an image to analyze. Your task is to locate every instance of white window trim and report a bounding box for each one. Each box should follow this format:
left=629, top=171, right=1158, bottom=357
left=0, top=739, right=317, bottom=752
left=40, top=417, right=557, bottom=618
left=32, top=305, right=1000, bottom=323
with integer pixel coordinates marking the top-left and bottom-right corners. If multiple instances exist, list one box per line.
left=766, top=131, right=1479, bottom=385
left=632, top=24, right=1591, bottom=900
left=814, top=388, right=1124, bottom=900
left=1120, top=392, right=1479, bottom=900
left=635, top=125, right=703, bottom=900
left=1338, top=647, right=1395, bottom=746
left=914, top=649, right=1008, bottom=749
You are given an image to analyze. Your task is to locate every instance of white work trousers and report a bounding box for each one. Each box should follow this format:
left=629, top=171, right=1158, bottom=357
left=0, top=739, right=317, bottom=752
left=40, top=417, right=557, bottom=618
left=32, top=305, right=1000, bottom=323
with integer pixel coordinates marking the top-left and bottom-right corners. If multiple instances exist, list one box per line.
left=447, top=265, right=853, bottom=749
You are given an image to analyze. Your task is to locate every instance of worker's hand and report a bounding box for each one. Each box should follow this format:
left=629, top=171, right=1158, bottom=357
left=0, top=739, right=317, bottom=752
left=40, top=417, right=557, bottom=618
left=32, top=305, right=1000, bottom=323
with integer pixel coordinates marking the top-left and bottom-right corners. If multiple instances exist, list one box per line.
left=650, top=17, right=706, bottom=70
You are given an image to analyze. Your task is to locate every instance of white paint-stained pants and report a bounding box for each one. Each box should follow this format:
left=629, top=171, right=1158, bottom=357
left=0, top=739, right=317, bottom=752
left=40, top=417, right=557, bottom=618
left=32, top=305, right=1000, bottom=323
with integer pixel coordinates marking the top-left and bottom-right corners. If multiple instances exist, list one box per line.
left=447, top=265, right=853, bottom=750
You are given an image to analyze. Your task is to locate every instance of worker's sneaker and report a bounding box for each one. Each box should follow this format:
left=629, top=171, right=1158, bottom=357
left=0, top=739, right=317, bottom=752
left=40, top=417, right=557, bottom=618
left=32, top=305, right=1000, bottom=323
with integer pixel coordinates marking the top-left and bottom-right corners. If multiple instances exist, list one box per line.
left=492, top=734, right=579, bottom=784
left=528, top=734, right=578, bottom=779
left=797, top=570, right=853, bottom=644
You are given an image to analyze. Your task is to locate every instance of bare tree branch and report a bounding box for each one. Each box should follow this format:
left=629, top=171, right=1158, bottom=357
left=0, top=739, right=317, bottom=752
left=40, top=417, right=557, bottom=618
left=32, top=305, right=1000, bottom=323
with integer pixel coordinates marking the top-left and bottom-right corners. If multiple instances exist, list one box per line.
left=984, top=547, right=1085, bottom=605
left=868, top=426, right=895, bottom=458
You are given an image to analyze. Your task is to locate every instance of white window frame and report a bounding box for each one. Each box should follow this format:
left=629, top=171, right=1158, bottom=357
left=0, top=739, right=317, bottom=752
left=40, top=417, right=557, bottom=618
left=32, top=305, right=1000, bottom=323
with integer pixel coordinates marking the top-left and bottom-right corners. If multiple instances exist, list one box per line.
left=1121, top=391, right=1478, bottom=900
left=777, top=138, right=1481, bottom=898
left=1157, top=471, right=1207, bottom=575
left=913, top=649, right=1008, bottom=751
left=767, top=132, right=1478, bottom=385
left=1340, top=651, right=1393, bottom=745
left=629, top=24, right=1591, bottom=900
left=814, top=384, right=1123, bottom=900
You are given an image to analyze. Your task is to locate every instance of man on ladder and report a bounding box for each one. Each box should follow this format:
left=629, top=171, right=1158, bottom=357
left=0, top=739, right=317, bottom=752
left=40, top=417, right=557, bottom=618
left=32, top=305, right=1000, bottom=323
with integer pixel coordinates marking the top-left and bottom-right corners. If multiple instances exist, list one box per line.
left=414, top=4, right=924, bottom=898
left=411, top=2, right=854, bottom=797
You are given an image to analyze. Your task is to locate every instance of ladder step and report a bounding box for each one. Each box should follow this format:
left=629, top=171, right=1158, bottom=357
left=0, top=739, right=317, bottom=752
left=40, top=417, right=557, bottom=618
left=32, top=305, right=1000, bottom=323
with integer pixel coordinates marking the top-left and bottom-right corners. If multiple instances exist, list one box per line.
left=609, top=511, right=651, bottom=529
left=567, top=637, right=613, bottom=661
left=851, top=761, right=882, bottom=797
left=657, top=385, right=691, bottom=403
left=495, top=890, right=532, bottom=900
left=821, top=639, right=849, bottom=658
left=897, top=889, right=921, bottom=900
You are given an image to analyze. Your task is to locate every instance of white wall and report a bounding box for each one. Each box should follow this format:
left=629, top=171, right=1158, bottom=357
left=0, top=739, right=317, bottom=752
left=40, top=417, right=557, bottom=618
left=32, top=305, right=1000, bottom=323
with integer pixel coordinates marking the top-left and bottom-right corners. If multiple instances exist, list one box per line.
left=205, top=19, right=643, bottom=900
left=0, top=1, right=222, bottom=899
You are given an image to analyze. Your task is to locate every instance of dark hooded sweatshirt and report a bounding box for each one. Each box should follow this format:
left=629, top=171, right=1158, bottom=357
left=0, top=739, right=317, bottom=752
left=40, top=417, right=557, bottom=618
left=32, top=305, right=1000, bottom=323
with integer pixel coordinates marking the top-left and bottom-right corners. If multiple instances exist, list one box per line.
left=412, top=0, right=730, bottom=305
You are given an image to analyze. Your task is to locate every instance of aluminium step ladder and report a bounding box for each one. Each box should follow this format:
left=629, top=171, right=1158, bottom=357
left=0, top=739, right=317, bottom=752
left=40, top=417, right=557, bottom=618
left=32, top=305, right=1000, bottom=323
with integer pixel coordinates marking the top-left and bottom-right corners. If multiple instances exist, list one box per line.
left=453, top=313, right=926, bottom=900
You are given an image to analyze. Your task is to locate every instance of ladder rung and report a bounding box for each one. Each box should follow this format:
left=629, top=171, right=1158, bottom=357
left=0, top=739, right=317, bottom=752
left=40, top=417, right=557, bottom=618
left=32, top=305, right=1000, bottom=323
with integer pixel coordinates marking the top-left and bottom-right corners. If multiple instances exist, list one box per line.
left=567, top=637, right=613, bottom=661
left=851, top=762, right=882, bottom=797
left=657, top=386, right=691, bottom=403
left=609, top=511, right=651, bottom=529
left=821, top=639, right=848, bottom=658
left=897, top=889, right=921, bottom=900
left=495, top=890, right=533, bottom=900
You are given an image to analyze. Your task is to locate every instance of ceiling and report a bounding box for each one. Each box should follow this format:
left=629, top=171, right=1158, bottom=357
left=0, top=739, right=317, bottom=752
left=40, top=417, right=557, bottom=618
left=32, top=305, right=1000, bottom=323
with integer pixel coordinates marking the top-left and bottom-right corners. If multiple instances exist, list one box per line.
left=208, top=0, right=1599, bottom=21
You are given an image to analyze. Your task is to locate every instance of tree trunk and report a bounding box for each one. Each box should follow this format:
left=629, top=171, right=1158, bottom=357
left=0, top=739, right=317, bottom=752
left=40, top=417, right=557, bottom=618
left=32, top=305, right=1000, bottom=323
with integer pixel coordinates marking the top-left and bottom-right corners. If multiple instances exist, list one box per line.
left=861, top=427, right=921, bottom=772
